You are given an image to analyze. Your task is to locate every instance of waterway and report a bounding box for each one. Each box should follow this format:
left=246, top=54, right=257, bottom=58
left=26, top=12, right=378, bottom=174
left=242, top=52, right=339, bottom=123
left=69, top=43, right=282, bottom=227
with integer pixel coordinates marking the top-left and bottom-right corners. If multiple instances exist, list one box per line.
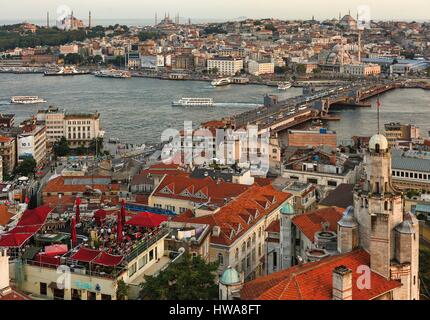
left=0, top=73, right=429, bottom=145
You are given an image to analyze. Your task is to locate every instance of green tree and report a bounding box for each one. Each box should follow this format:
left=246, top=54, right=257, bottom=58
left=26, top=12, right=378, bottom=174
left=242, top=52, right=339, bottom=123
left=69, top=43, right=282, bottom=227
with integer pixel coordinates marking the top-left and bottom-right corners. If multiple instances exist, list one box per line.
left=14, top=157, right=37, bottom=177
left=140, top=254, right=219, bottom=300
left=89, top=137, right=104, bottom=156
left=53, top=137, right=70, bottom=157
left=116, top=279, right=129, bottom=300
left=296, top=64, right=307, bottom=74
left=64, top=53, right=84, bottom=65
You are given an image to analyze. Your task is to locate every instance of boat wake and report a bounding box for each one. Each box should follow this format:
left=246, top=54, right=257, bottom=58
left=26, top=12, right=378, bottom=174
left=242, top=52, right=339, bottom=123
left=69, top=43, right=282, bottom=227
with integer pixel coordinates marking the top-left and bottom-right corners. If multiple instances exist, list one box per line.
left=0, top=101, right=11, bottom=106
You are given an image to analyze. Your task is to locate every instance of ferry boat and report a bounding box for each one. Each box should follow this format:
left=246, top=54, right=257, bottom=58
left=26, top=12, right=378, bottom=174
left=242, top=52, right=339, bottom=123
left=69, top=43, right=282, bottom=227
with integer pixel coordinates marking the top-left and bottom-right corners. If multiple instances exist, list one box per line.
left=172, top=98, right=214, bottom=107
left=278, top=81, right=292, bottom=90
left=44, top=66, right=90, bottom=76
left=94, top=69, right=131, bottom=79
left=211, top=78, right=231, bottom=87
left=10, top=96, right=47, bottom=104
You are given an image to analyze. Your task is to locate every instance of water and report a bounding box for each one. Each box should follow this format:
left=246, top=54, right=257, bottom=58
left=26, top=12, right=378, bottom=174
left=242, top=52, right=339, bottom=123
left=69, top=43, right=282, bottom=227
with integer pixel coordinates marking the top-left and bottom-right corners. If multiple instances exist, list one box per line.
left=1, top=74, right=429, bottom=144
left=0, top=74, right=300, bottom=144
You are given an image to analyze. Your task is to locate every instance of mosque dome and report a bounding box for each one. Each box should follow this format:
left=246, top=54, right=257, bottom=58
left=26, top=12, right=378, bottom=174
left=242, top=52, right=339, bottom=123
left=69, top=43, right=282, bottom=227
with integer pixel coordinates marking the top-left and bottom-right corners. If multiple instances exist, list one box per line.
left=341, top=14, right=356, bottom=23
left=369, top=134, right=389, bottom=152
left=220, top=266, right=241, bottom=285
left=338, top=206, right=358, bottom=228
left=280, top=203, right=295, bottom=215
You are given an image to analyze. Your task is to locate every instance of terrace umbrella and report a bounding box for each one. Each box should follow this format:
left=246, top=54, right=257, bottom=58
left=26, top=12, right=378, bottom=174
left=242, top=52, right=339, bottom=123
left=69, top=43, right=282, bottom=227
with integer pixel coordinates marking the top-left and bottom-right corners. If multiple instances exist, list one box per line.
left=117, top=211, right=123, bottom=243
left=25, top=196, right=29, bottom=204
left=121, top=199, right=126, bottom=224
left=71, top=217, right=77, bottom=247
left=75, top=197, right=81, bottom=224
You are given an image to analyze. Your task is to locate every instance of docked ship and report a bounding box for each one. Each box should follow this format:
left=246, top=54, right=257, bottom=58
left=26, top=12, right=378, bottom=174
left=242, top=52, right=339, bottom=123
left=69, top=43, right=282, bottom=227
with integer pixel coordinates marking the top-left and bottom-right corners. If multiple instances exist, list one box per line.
left=172, top=98, right=214, bottom=107
left=211, top=78, right=231, bottom=87
left=44, top=66, right=90, bottom=76
left=94, top=69, right=131, bottom=79
left=10, top=96, right=47, bottom=104
left=278, top=81, right=292, bottom=90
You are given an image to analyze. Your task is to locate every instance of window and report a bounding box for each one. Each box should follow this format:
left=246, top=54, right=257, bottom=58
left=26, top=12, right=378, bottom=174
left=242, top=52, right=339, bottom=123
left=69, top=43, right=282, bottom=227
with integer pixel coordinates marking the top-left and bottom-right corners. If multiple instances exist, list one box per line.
left=128, top=262, right=137, bottom=277
left=138, top=255, right=148, bottom=269
left=307, top=178, right=318, bottom=184
left=218, top=253, right=224, bottom=266
left=40, top=282, right=47, bottom=296
left=328, top=180, right=337, bottom=187
left=149, top=249, right=154, bottom=261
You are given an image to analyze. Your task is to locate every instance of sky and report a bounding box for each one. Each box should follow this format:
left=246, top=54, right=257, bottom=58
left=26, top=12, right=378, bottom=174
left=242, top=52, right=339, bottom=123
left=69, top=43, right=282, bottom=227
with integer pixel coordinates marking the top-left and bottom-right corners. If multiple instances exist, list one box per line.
left=1, top=0, right=430, bottom=22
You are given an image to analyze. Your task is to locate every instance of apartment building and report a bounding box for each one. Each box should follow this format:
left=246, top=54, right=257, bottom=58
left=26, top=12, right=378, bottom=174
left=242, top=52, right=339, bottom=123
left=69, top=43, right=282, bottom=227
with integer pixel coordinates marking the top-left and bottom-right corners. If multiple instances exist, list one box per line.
left=248, top=60, right=275, bottom=76
left=17, top=120, right=47, bottom=165
left=0, top=136, right=16, bottom=175
left=37, top=107, right=104, bottom=148
left=207, top=56, right=244, bottom=76
left=174, top=184, right=293, bottom=280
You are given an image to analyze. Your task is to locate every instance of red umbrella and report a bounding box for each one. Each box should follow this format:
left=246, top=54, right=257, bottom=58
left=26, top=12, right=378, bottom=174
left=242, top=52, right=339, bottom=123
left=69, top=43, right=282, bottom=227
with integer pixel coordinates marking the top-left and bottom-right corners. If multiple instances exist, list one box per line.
left=71, top=217, right=77, bottom=247
left=25, top=196, right=30, bottom=204
left=75, top=197, right=81, bottom=224
left=121, top=199, right=126, bottom=224
left=117, top=211, right=123, bottom=243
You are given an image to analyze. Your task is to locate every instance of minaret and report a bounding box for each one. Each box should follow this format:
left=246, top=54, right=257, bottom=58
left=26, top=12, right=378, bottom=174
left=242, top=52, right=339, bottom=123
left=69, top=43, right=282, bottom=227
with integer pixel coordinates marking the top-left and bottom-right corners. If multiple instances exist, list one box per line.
left=89, top=11, right=92, bottom=29
left=47, top=12, right=50, bottom=28
left=155, top=12, right=158, bottom=25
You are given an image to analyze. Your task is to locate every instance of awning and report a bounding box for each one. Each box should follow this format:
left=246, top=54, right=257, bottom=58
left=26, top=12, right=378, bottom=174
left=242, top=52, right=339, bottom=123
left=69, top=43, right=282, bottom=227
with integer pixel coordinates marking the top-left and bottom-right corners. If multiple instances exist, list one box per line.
left=0, top=233, right=34, bottom=248
left=35, top=254, right=61, bottom=266
left=17, top=206, right=53, bottom=227
left=70, top=247, right=101, bottom=263
left=92, top=252, right=124, bottom=267
left=70, top=247, right=124, bottom=267
left=126, top=212, right=169, bottom=228
left=45, top=244, right=68, bottom=256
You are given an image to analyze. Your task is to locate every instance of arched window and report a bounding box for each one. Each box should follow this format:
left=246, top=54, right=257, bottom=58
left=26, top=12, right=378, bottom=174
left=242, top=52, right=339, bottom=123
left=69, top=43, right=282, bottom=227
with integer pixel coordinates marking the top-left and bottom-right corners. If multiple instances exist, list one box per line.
left=384, top=201, right=388, bottom=211
left=235, top=248, right=239, bottom=260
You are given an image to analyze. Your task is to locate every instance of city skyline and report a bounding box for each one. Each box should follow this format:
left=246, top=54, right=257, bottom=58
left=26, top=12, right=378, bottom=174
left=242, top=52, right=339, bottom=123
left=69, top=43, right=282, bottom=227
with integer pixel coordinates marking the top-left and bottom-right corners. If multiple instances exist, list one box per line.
left=1, top=0, right=430, bottom=22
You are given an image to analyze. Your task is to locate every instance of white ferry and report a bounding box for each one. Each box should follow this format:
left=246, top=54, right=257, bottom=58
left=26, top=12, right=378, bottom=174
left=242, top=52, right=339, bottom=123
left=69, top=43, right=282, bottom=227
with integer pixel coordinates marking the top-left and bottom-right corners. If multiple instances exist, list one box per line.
left=211, top=78, right=231, bottom=87
left=94, top=69, right=131, bottom=79
left=10, top=96, right=47, bottom=104
left=44, top=66, right=90, bottom=76
left=278, top=81, right=292, bottom=90
left=172, top=98, right=214, bottom=107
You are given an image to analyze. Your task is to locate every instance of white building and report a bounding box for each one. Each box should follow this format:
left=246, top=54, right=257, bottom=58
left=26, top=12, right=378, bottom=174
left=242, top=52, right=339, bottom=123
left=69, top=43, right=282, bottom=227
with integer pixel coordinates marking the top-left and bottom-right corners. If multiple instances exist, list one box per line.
left=37, top=107, right=104, bottom=148
left=17, top=122, right=47, bottom=165
left=207, top=57, right=244, bottom=76
left=342, top=63, right=381, bottom=76
left=248, top=60, right=274, bottom=76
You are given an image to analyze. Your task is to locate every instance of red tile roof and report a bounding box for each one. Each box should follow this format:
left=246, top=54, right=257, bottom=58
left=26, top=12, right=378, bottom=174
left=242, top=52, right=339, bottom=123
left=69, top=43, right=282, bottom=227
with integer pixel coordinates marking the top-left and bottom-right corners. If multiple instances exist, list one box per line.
left=241, top=249, right=402, bottom=300
left=265, top=219, right=280, bottom=233
left=152, top=175, right=250, bottom=207
left=173, top=185, right=291, bottom=246
left=292, top=207, right=344, bottom=241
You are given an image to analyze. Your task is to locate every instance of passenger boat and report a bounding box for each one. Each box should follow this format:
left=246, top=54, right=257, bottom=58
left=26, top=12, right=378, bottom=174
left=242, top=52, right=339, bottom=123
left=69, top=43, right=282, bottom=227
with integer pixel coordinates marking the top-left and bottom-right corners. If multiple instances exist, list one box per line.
left=10, top=96, right=47, bottom=104
left=278, top=81, right=292, bottom=90
left=44, top=66, right=90, bottom=76
left=172, top=98, right=214, bottom=107
left=94, top=69, right=131, bottom=79
left=211, top=78, right=231, bottom=87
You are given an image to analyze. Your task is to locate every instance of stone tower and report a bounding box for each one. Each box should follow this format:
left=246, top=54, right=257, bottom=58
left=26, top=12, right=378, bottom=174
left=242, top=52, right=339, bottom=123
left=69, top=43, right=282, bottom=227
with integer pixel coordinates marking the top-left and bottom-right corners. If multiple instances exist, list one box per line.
left=280, top=203, right=296, bottom=269
left=337, top=206, right=359, bottom=254
left=352, top=133, right=419, bottom=299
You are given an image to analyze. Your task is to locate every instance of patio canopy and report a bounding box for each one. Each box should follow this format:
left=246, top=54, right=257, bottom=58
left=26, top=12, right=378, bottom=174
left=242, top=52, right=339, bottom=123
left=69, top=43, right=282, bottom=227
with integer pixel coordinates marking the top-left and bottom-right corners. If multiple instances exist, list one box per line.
left=70, top=247, right=101, bottom=263
left=0, top=233, right=34, bottom=248
left=92, top=252, right=124, bottom=267
left=17, top=206, right=53, bottom=227
left=70, top=247, right=124, bottom=267
left=126, top=212, right=169, bottom=228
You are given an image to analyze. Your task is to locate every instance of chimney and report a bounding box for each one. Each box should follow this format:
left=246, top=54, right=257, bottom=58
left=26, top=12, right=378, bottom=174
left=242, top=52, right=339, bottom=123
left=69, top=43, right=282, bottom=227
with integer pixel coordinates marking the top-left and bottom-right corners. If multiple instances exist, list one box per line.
left=332, top=265, right=353, bottom=300
left=212, top=226, right=221, bottom=237
left=0, top=248, right=10, bottom=291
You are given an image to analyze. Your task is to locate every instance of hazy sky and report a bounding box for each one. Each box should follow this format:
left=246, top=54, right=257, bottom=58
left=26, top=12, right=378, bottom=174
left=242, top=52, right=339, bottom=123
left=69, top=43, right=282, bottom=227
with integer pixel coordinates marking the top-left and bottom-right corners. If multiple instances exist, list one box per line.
left=1, top=0, right=430, bottom=21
